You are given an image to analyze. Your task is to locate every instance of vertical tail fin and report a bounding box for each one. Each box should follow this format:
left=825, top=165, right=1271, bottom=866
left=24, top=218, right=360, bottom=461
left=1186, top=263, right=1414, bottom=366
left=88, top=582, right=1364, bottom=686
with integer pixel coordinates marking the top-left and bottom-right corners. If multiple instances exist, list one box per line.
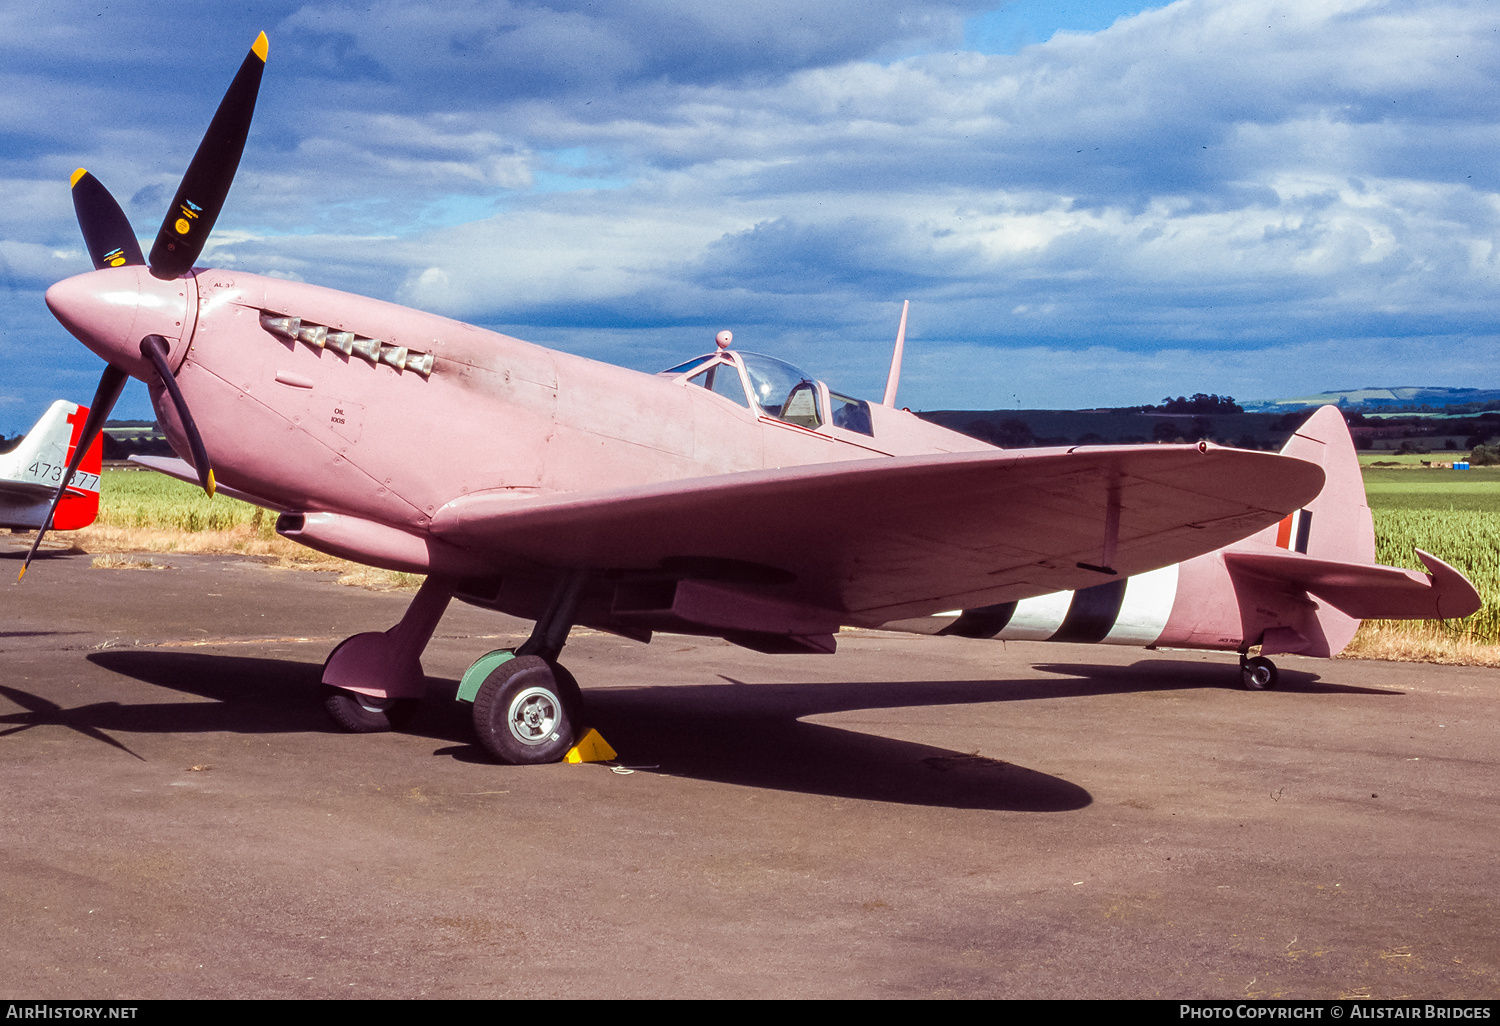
left=1253, top=405, right=1375, bottom=565
left=0, top=400, right=103, bottom=531
left=1230, top=405, right=1371, bottom=657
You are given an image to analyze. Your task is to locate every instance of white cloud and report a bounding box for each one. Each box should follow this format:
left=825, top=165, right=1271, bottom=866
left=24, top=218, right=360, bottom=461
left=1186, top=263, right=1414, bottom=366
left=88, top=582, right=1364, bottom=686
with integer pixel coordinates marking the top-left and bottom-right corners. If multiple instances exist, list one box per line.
left=5, top=0, right=1500, bottom=430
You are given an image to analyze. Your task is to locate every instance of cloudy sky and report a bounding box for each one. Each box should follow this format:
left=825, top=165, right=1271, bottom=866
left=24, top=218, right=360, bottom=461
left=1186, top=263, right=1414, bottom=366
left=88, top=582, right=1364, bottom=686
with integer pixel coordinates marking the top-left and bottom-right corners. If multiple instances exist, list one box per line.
left=3, top=0, right=1499, bottom=432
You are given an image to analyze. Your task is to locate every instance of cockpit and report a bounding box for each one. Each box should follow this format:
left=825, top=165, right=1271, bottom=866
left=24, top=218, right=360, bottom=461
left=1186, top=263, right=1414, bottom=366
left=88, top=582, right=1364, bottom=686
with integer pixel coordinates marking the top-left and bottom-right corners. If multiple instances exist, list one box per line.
left=658, top=346, right=874, bottom=436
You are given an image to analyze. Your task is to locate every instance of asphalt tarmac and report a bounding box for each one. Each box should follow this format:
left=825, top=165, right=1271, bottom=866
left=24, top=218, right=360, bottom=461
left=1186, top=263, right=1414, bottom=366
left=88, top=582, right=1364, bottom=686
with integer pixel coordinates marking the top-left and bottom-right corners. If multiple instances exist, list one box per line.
left=1, top=540, right=1496, bottom=999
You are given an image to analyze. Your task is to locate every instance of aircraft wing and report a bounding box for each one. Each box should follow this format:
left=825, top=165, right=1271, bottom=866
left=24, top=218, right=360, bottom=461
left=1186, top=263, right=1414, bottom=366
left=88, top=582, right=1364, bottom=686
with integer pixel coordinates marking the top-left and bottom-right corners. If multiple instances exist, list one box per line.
left=432, top=444, right=1325, bottom=622
left=1224, top=548, right=1481, bottom=620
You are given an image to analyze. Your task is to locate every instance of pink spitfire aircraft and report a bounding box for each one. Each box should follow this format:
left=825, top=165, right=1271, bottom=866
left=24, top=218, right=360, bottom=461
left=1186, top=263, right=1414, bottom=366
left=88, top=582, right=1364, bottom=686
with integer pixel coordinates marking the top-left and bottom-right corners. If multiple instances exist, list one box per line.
left=23, top=34, right=1432, bottom=764
left=881, top=405, right=1481, bottom=689
left=1, top=400, right=102, bottom=533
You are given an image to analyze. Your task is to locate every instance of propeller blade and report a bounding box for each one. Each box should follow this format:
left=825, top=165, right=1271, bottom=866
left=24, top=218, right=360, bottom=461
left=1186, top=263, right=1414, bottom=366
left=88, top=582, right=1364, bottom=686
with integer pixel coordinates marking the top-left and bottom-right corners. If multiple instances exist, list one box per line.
left=139, top=334, right=215, bottom=497
left=18, top=365, right=129, bottom=581
left=70, top=169, right=145, bottom=269
left=148, top=31, right=268, bottom=280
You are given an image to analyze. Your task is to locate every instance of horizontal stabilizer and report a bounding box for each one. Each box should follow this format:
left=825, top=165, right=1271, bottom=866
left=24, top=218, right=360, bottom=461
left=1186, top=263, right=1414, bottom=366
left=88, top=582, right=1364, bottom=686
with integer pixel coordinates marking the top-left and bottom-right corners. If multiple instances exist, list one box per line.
left=1224, top=548, right=1480, bottom=620
left=0, top=479, right=93, bottom=503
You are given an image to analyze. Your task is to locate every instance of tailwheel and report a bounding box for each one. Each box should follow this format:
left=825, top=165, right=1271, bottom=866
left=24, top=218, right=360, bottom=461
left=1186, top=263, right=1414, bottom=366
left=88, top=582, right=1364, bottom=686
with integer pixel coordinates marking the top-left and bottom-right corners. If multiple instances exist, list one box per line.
left=322, top=685, right=418, bottom=732
left=472, top=655, right=580, bottom=764
left=1240, top=655, right=1279, bottom=691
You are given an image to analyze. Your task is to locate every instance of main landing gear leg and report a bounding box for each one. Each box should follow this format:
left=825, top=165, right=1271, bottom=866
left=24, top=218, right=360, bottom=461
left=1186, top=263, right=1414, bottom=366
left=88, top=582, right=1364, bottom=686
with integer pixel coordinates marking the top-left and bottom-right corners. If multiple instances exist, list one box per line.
left=1239, top=652, right=1279, bottom=691
left=463, top=571, right=588, bottom=764
left=322, top=575, right=456, bottom=732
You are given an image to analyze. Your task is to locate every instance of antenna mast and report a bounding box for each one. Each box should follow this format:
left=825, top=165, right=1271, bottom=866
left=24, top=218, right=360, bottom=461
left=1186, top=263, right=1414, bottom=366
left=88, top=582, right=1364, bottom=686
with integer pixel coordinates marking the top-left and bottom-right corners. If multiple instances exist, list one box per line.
left=881, top=300, right=909, bottom=408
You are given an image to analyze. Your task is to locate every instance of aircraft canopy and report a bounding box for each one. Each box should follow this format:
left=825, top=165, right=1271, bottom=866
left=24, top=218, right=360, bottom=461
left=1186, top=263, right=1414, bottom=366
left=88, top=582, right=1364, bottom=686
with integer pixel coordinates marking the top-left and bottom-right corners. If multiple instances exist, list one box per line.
left=660, top=351, right=873, bottom=435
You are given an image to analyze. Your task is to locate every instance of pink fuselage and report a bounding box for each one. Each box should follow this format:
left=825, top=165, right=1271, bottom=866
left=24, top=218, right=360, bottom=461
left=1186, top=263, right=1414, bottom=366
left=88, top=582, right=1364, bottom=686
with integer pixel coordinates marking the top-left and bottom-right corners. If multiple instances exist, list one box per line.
left=46, top=265, right=986, bottom=561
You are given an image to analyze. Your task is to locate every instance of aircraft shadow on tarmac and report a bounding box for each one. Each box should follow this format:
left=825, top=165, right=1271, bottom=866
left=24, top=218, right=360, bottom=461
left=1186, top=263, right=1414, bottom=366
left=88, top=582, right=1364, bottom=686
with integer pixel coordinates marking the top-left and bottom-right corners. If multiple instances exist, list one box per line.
left=478, top=675, right=1100, bottom=811
left=1030, top=659, right=1403, bottom=696
left=44, top=649, right=1394, bottom=810
left=0, top=544, right=80, bottom=562
left=71, top=650, right=1106, bottom=810
left=0, top=681, right=149, bottom=760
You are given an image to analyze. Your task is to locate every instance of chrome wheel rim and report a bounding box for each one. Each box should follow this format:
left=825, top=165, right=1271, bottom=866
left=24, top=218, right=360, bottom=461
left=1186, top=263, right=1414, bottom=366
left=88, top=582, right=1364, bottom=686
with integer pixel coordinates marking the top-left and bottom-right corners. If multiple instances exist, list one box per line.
left=508, top=686, right=561, bottom=745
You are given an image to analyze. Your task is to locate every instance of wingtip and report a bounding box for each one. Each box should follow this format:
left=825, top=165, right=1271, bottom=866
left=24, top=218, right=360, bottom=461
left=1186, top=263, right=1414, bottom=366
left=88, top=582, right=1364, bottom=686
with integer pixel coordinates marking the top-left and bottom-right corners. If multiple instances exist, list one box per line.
left=70, top=167, right=89, bottom=188
left=252, top=31, right=268, bottom=61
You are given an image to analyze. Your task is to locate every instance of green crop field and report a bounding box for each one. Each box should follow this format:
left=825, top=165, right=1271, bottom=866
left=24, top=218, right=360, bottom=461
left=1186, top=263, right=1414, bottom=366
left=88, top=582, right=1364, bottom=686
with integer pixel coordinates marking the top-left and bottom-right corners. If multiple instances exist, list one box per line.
left=97, top=468, right=270, bottom=535
left=1363, top=468, right=1500, bottom=645
left=1361, top=466, right=1500, bottom=513
left=1371, top=509, right=1500, bottom=644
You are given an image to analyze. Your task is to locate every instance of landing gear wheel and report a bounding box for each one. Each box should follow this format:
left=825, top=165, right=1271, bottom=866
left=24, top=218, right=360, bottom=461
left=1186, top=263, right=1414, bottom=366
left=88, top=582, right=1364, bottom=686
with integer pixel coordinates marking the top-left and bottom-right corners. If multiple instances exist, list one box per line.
left=472, top=655, right=579, bottom=764
left=549, top=661, right=584, bottom=720
left=1240, top=656, right=1279, bottom=691
left=322, top=685, right=417, bottom=732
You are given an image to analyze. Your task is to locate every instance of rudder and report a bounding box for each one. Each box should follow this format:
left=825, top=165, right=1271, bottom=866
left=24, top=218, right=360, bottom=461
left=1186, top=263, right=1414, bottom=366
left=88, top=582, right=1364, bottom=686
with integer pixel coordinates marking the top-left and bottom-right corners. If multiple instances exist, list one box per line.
left=0, top=400, right=102, bottom=530
left=1260, top=405, right=1374, bottom=566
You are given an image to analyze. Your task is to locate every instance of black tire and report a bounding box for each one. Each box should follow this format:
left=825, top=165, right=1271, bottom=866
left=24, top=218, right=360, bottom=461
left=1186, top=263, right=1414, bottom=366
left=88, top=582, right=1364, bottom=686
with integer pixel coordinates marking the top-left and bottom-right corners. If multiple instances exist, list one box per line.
left=322, top=684, right=418, bottom=732
left=549, top=661, right=585, bottom=721
left=472, top=655, right=578, bottom=764
left=1241, top=656, right=1279, bottom=691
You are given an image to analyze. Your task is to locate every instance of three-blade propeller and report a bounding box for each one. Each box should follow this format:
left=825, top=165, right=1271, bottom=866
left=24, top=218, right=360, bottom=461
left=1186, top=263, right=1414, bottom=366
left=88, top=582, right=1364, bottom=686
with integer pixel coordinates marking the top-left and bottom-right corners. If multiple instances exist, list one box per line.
left=19, top=32, right=266, bottom=580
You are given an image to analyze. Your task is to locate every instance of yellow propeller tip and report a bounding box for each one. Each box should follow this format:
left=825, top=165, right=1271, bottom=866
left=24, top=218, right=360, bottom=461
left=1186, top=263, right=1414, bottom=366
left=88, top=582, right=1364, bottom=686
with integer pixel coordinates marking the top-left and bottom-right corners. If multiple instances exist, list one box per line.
left=252, top=31, right=268, bottom=61
left=206, top=470, right=217, bottom=498
left=17, top=566, right=26, bottom=581
left=70, top=168, right=89, bottom=188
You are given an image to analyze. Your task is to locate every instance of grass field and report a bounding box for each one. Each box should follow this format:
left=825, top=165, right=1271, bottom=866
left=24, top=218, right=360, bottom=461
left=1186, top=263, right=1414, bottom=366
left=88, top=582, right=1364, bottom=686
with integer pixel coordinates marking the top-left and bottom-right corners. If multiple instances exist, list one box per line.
left=1345, top=464, right=1499, bottom=662
left=96, top=467, right=271, bottom=534
left=63, top=469, right=418, bottom=590
left=1361, top=466, right=1500, bottom=511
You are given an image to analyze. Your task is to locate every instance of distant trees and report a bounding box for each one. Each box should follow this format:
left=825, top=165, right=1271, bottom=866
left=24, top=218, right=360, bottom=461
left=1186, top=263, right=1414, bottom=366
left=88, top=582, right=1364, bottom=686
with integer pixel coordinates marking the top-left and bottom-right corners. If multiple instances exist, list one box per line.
left=965, top=417, right=1035, bottom=448
left=1470, top=444, right=1500, bottom=466
left=1151, top=418, right=1213, bottom=442
left=1149, top=393, right=1243, bottom=414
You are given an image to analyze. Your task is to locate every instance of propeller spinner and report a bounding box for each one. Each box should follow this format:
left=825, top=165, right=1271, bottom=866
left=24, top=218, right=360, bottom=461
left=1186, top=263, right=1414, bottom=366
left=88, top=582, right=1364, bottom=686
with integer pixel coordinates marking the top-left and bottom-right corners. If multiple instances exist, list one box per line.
left=20, top=32, right=267, bottom=580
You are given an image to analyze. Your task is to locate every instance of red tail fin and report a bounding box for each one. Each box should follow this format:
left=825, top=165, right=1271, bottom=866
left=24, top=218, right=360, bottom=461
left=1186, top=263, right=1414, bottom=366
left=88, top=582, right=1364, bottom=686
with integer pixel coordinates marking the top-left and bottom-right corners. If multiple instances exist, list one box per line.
left=52, top=423, right=103, bottom=530
left=0, top=400, right=103, bottom=531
